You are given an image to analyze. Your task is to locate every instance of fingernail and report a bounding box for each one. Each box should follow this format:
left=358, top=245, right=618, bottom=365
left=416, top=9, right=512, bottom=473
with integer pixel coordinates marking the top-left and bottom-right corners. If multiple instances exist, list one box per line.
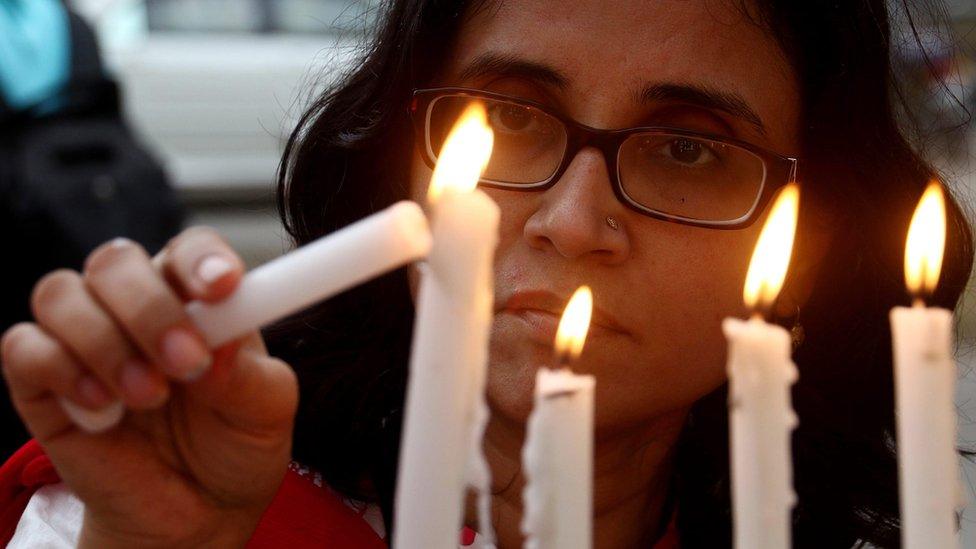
left=196, top=255, right=234, bottom=286
left=109, top=237, right=134, bottom=249
left=76, top=376, right=112, bottom=408
left=59, top=398, right=125, bottom=433
left=119, top=360, right=168, bottom=407
left=160, top=327, right=211, bottom=381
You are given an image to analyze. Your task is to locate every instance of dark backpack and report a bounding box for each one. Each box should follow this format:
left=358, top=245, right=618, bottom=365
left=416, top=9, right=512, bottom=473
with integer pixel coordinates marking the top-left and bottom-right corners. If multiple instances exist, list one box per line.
left=0, top=9, right=183, bottom=457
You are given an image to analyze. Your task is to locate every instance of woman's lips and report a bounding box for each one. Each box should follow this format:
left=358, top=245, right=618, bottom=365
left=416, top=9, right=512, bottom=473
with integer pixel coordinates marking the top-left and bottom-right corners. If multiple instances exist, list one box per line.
left=503, top=308, right=561, bottom=345
left=495, top=289, right=630, bottom=345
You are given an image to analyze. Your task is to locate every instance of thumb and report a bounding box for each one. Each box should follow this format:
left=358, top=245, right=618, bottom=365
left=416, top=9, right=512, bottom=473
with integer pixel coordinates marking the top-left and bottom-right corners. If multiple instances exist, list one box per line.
left=187, top=332, right=298, bottom=433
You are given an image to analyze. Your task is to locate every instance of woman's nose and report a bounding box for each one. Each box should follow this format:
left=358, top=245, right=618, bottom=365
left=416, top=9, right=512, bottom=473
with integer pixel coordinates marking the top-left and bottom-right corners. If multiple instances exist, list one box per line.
left=523, top=147, right=630, bottom=264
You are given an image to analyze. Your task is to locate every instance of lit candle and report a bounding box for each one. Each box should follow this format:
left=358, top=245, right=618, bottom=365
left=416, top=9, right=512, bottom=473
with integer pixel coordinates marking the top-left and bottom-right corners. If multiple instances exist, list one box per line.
left=186, top=200, right=432, bottom=348
left=522, top=286, right=595, bottom=549
left=892, top=182, right=959, bottom=549
left=393, top=103, right=499, bottom=549
left=723, top=183, right=800, bottom=549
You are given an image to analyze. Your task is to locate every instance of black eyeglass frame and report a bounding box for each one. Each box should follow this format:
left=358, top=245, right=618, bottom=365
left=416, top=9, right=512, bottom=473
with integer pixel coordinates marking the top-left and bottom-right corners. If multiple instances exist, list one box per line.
left=410, top=87, right=798, bottom=229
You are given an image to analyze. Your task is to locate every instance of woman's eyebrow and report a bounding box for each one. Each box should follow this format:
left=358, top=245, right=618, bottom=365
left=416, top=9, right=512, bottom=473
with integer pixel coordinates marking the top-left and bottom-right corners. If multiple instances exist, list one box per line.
left=639, top=83, right=767, bottom=135
left=456, top=52, right=569, bottom=90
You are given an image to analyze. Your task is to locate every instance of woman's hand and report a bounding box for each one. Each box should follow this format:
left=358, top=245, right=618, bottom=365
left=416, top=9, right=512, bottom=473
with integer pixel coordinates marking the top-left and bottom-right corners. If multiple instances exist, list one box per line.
left=0, top=228, right=299, bottom=548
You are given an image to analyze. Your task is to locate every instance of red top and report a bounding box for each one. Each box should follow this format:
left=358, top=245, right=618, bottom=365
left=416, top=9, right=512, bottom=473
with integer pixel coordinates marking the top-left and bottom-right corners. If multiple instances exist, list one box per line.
left=0, top=440, right=679, bottom=548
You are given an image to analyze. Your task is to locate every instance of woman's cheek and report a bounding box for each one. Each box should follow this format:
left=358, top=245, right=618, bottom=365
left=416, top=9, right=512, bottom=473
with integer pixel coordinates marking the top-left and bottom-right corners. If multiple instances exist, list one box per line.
left=597, top=230, right=754, bottom=418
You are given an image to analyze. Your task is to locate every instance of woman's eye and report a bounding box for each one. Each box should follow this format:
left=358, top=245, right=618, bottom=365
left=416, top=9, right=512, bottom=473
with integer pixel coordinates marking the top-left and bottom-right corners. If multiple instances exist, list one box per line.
left=666, top=138, right=714, bottom=165
left=489, top=104, right=537, bottom=132
left=670, top=139, right=702, bottom=163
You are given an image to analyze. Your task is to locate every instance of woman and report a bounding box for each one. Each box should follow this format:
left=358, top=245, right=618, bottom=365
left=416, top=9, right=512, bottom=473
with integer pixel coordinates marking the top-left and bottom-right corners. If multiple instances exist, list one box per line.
left=0, top=0, right=972, bottom=547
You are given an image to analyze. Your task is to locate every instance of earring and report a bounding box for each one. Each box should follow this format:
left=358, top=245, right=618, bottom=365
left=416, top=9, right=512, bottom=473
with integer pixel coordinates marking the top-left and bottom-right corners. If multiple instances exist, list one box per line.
left=606, top=216, right=620, bottom=230
left=786, top=304, right=804, bottom=351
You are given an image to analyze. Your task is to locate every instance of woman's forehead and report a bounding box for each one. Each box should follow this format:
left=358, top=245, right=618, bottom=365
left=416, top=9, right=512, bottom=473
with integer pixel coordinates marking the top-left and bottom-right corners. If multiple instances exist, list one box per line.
left=447, top=0, right=800, bottom=152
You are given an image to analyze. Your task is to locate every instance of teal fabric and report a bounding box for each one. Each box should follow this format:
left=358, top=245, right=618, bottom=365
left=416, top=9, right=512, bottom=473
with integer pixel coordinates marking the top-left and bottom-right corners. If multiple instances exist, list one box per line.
left=0, top=0, right=70, bottom=112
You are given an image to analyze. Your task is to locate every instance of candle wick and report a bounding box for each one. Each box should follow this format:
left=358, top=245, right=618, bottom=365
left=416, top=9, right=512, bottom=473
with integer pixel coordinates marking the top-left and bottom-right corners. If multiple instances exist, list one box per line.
left=749, top=293, right=775, bottom=323
left=554, top=351, right=573, bottom=369
left=545, top=389, right=578, bottom=400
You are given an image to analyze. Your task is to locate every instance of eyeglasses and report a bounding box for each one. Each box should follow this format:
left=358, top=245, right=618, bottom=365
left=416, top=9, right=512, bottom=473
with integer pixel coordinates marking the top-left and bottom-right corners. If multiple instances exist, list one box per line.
left=410, top=87, right=798, bottom=229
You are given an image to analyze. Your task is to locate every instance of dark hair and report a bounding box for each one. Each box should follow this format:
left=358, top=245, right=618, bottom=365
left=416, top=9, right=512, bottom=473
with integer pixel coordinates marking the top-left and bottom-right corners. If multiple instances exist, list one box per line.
left=265, top=1, right=974, bottom=546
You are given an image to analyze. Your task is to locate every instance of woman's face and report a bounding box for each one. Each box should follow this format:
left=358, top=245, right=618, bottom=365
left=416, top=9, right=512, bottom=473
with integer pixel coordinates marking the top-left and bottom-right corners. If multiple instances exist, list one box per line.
left=409, top=0, right=801, bottom=429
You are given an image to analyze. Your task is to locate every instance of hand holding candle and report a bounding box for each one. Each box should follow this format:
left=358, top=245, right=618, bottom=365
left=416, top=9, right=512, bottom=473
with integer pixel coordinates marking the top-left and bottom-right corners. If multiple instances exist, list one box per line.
left=58, top=188, right=432, bottom=432
left=892, top=182, right=960, bottom=549
left=522, top=286, right=596, bottom=549
left=724, top=183, right=800, bottom=549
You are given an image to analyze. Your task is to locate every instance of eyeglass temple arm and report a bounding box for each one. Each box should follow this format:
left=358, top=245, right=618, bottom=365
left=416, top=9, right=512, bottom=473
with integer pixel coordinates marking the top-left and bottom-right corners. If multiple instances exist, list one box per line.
left=786, top=157, right=799, bottom=183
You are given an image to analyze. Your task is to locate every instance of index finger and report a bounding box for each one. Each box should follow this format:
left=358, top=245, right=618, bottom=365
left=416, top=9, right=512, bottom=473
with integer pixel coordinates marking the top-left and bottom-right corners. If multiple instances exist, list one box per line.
left=154, top=227, right=246, bottom=303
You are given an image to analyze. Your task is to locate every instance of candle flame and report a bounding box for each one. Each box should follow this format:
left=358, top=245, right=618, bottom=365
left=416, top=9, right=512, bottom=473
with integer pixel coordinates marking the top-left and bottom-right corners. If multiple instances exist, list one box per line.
left=554, top=286, right=593, bottom=363
left=904, top=181, right=946, bottom=297
left=743, top=183, right=800, bottom=312
left=427, top=102, right=494, bottom=202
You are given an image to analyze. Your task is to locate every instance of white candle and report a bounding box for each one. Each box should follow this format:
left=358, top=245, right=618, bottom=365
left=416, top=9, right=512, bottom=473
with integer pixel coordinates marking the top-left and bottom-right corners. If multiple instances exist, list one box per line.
left=522, top=286, right=595, bottom=549
left=893, top=182, right=959, bottom=549
left=522, top=369, right=595, bottom=549
left=724, top=317, right=797, bottom=549
left=725, top=184, right=800, bottom=549
left=186, top=200, right=431, bottom=348
left=394, top=103, right=498, bottom=549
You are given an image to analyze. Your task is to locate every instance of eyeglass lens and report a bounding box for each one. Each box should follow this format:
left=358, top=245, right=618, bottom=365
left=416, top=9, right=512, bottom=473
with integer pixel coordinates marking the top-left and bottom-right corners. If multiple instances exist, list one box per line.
left=426, top=94, right=767, bottom=223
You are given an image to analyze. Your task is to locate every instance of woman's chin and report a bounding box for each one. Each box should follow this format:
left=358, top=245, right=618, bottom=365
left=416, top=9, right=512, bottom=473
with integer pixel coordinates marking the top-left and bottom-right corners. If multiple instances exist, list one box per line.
left=486, top=315, right=556, bottom=423
left=486, top=368, right=543, bottom=424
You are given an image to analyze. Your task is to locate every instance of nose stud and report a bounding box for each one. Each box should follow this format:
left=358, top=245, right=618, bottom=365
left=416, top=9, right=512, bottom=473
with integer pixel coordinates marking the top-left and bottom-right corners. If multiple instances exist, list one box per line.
left=606, top=216, right=619, bottom=230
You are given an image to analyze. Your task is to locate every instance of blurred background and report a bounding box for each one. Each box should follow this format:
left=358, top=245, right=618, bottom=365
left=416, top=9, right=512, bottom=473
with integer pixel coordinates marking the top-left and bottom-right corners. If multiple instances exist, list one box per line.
left=69, top=0, right=369, bottom=267
left=1, top=0, right=976, bottom=544
left=0, top=0, right=366, bottom=462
